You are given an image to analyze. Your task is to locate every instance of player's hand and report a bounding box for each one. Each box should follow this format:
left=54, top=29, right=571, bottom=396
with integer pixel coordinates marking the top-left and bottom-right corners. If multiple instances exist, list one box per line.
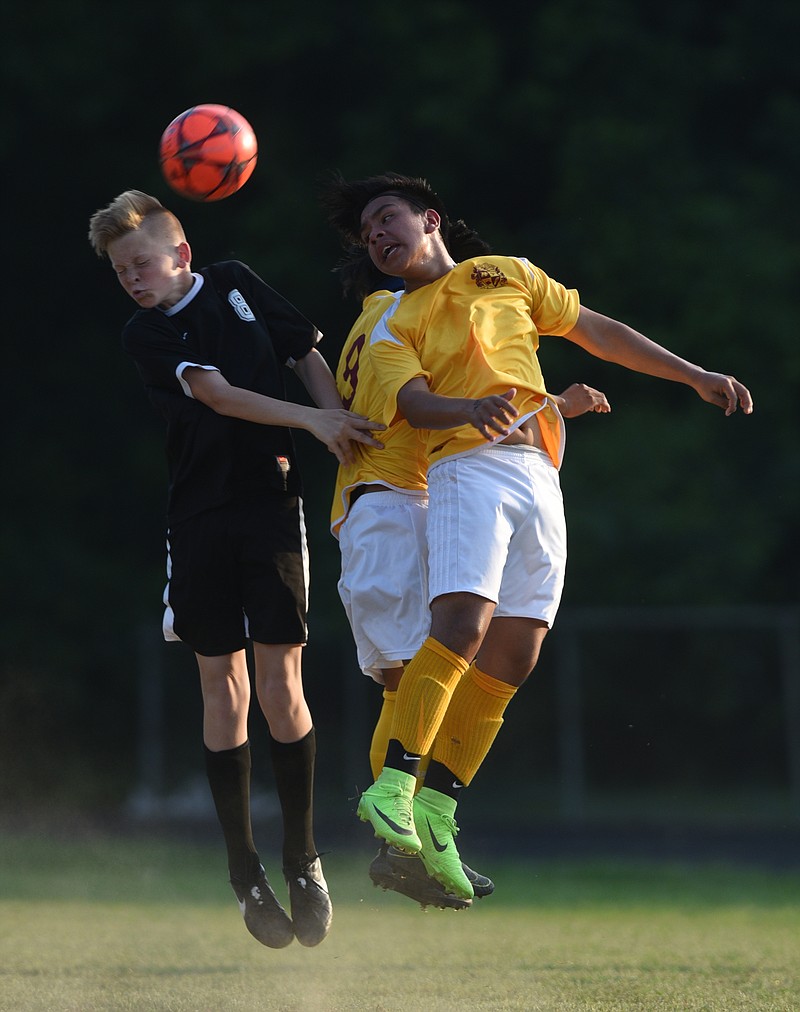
left=693, top=372, right=754, bottom=416
left=556, top=383, right=611, bottom=418
left=308, top=409, right=385, bottom=465
left=468, top=388, right=519, bottom=440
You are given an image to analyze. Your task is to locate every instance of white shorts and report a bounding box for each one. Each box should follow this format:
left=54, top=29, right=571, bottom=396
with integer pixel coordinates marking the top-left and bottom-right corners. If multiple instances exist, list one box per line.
left=427, top=444, right=567, bottom=626
left=337, top=490, right=430, bottom=683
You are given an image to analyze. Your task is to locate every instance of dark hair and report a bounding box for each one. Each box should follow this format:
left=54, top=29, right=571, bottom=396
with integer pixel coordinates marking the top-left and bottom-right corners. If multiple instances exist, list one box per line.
left=320, top=171, right=449, bottom=246
left=321, top=171, right=491, bottom=300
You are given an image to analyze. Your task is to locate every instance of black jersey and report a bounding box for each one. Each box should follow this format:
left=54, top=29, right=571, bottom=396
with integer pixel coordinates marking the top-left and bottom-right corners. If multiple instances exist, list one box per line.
left=122, top=261, right=321, bottom=523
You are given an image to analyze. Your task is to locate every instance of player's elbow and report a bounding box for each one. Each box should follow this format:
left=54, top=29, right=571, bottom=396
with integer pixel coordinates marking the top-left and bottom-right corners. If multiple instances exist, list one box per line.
left=396, top=399, right=427, bottom=429
left=203, top=391, right=235, bottom=415
left=396, top=382, right=430, bottom=429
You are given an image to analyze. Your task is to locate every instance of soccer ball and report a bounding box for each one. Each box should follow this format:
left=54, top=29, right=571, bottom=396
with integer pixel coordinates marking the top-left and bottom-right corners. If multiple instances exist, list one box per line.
left=159, top=104, right=258, bottom=202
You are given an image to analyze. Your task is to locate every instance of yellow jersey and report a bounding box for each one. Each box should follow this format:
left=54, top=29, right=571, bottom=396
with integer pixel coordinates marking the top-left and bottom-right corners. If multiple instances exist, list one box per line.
left=369, top=256, right=580, bottom=469
left=330, top=290, right=429, bottom=536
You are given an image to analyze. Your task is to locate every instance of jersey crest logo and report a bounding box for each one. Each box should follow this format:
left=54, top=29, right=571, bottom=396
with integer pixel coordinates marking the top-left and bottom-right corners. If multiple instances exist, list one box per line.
left=228, top=289, right=255, bottom=321
left=471, top=263, right=507, bottom=289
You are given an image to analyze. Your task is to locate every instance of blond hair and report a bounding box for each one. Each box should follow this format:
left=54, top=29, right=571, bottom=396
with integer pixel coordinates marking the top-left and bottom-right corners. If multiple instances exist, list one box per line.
left=87, top=190, right=186, bottom=257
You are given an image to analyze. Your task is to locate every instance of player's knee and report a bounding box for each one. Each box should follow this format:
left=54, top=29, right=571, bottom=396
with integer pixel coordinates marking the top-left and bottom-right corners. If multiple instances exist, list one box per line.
left=477, top=619, right=547, bottom=685
left=511, top=638, right=545, bottom=682
left=482, top=656, right=536, bottom=689
left=430, top=594, right=493, bottom=660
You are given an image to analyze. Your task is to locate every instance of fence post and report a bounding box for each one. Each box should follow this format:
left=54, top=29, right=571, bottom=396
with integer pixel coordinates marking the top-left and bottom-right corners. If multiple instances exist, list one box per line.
left=342, top=642, right=370, bottom=796
left=128, top=624, right=165, bottom=817
left=556, top=622, right=585, bottom=821
left=779, top=609, right=800, bottom=820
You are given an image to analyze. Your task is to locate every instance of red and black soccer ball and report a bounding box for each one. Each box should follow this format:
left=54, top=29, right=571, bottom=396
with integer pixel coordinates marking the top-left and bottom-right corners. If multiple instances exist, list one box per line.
left=159, top=104, right=258, bottom=202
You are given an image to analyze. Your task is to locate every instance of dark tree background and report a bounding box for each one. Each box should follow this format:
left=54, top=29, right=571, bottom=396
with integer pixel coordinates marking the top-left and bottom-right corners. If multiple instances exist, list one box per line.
left=1, top=0, right=797, bottom=823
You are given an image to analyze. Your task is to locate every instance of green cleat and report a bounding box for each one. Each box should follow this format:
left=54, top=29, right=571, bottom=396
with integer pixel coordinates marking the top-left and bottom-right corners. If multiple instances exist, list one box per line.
left=357, top=768, right=421, bottom=853
left=413, top=787, right=474, bottom=900
left=369, top=844, right=472, bottom=911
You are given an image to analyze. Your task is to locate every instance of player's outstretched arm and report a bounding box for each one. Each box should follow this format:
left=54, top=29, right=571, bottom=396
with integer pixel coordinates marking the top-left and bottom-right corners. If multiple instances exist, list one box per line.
left=303, top=409, right=386, bottom=465
left=184, top=366, right=384, bottom=465
left=564, top=307, right=753, bottom=416
left=397, top=377, right=519, bottom=439
left=689, top=370, right=754, bottom=415
left=292, top=349, right=387, bottom=462
left=292, top=348, right=348, bottom=409
left=554, top=383, right=611, bottom=418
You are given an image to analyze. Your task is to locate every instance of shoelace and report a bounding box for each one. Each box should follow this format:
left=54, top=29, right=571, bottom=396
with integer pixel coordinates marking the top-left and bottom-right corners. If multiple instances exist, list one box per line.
left=440, top=814, right=460, bottom=838
left=388, top=787, right=416, bottom=827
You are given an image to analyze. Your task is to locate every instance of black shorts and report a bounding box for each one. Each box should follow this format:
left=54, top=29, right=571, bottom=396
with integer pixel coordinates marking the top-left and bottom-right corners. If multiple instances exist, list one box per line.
left=164, top=497, right=308, bottom=656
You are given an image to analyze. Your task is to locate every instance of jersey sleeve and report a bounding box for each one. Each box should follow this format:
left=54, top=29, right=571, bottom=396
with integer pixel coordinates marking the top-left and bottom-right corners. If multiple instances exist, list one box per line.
left=520, top=259, right=580, bottom=335
left=227, top=261, right=322, bottom=366
left=121, top=315, right=208, bottom=395
left=367, top=311, right=431, bottom=427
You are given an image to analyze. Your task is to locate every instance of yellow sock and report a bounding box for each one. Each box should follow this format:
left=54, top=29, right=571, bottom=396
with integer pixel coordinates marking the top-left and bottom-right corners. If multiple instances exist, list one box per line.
left=432, top=663, right=517, bottom=785
left=391, top=637, right=469, bottom=757
left=371, top=689, right=432, bottom=788
left=369, top=689, right=396, bottom=781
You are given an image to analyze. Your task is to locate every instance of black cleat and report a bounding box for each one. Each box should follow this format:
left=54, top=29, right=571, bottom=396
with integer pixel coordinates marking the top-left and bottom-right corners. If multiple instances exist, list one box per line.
left=369, top=844, right=472, bottom=910
left=462, top=861, right=495, bottom=899
left=284, top=856, right=333, bottom=947
left=230, top=865, right=294, bottom=949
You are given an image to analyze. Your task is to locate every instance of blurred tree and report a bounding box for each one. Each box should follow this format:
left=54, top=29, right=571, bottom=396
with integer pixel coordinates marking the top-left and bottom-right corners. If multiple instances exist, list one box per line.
left=0, top=0, right=795, bottom=809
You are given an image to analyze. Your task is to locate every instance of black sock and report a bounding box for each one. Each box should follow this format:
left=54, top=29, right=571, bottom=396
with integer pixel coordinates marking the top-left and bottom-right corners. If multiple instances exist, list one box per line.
left=422, top=759, right=464, bottom=801
left=270, top=727, right=317, bottom=872
left=383, top=738, right=422, bottom=779
left=204, top=741, right=260, bottom=884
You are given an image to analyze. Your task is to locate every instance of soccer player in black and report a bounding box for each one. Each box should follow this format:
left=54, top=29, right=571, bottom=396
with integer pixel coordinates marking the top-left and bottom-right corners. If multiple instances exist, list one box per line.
left=88, top=190, right=383, bottom=947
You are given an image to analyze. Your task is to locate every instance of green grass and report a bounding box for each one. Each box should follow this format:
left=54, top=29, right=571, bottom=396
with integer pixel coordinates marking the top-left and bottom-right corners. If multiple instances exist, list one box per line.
left=1, top=829, right=799, bottom=1011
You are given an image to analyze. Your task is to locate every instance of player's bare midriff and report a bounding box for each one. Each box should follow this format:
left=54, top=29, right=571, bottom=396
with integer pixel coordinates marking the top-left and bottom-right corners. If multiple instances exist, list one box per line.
left=500, top=418, right=544, bottom=449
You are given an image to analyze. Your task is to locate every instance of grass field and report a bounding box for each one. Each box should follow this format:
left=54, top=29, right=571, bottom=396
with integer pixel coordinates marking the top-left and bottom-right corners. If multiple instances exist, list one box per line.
left=1, top=827, right=798, bottom=1011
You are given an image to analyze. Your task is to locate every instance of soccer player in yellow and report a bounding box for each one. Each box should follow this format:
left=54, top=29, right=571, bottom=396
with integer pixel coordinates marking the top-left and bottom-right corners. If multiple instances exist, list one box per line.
left=324, top=173, right=754, bottom=900
left=328, top=219, right=610, bottom=907
left=333, top=286, right=610, bottom=909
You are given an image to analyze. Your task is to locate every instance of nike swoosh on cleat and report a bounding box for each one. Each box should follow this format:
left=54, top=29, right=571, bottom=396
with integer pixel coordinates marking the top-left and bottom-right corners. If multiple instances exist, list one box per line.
left=403, top=753, right=421, bottom=761
left=387, top=846, right=416, bottom=860
left=373, top=804, right=415, bottom=837
left=426, top=817, right=449, bottom=852
left=452, top=781, right=464, bottom=790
